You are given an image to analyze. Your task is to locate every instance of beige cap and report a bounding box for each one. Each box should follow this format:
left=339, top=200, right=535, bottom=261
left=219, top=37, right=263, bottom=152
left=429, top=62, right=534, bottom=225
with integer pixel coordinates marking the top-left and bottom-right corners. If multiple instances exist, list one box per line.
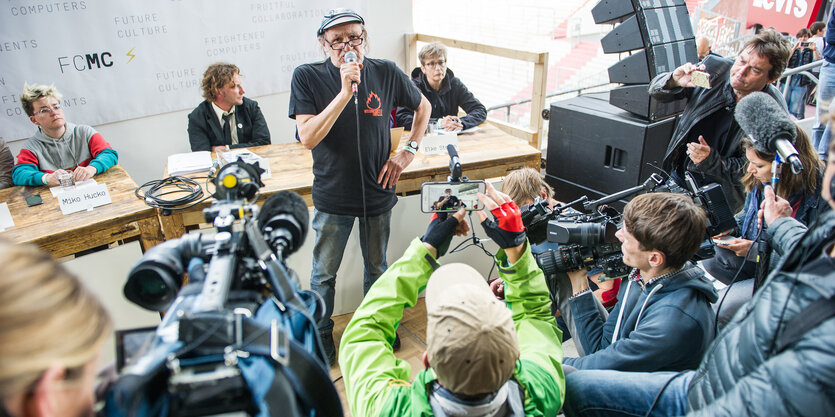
left=425, top=263, right=520, bottom=396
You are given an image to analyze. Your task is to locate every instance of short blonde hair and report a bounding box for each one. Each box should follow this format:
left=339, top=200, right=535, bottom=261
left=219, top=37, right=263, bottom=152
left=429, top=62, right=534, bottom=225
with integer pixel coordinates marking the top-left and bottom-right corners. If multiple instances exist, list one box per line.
left=503, top=167, right=553, bottom=206
left=0, top=239, right=112, bottom=399
left=419, top=42, right=447, bottom=66
left=20, top=83, right=62, bottom=116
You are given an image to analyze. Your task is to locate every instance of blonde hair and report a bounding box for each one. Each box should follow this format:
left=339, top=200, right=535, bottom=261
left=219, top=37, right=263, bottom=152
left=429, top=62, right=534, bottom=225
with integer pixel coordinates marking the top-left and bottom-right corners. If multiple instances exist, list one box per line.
left=419, top=42, right=447, bottom=66
left=0, top=240, right=112, bottom=399
left=201, top=63, right=240, bottom=102
left=503, top=167, right=553, bottom=206
left=20, top=83, right=62, bottom=116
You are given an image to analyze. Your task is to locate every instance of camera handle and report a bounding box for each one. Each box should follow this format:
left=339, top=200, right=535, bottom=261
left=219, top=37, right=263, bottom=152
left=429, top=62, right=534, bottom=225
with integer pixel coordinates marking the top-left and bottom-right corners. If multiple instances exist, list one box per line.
left=584, top=173, right=664, bottom=212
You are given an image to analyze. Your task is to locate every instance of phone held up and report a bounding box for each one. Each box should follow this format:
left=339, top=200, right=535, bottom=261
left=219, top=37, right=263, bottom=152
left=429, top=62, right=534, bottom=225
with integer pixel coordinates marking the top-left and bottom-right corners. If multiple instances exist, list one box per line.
left=421, top=181, right=486, bottom=213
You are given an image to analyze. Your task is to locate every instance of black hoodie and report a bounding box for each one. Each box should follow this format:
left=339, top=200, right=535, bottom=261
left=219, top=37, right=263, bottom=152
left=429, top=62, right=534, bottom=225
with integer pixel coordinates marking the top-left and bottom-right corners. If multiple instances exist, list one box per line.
left=395, top=67, right=486, bottom=130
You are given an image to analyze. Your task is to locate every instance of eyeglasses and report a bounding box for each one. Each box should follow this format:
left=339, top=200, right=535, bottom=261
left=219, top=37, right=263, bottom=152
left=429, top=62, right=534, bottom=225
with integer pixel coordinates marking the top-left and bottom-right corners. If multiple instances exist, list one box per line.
left=35, top=104, right=62, bottom=115
left=328, top=37, right=364, bottom=50
left=423, top=60, right=446, bottom=68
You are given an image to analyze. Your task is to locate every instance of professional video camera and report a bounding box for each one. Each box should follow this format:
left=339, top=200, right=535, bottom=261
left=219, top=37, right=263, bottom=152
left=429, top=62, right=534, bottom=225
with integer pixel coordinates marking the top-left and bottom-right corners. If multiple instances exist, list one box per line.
left=104, top=159, right=343, bottom=417
left=521, top=172, right=737, bottom=280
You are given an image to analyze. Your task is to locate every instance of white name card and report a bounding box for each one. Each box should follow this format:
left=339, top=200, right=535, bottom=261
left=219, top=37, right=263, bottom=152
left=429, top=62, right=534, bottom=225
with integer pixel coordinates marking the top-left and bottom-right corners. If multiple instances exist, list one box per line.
left=57, top=184, right=112, bottom=215
left=421, top=133, right=459, bottom=155
left=0, top=203, right=13, bottom=232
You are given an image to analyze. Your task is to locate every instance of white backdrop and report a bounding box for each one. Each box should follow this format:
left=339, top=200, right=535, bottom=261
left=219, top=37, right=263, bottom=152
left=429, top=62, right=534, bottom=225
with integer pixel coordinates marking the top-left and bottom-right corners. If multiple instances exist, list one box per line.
left=0, top=0, right=365, bottom=142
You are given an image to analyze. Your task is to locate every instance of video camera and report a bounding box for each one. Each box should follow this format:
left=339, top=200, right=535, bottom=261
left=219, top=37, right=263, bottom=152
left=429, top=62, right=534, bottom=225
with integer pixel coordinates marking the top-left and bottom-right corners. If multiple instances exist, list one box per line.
left=522, top=172, right=737, bottom=280
left=104, top=159, right=343, bottom=417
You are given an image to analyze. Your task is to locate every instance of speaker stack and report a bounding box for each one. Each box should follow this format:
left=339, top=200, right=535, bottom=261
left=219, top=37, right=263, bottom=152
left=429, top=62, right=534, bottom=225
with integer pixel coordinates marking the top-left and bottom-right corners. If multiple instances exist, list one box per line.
left=545, top=0, right=698, bottom=207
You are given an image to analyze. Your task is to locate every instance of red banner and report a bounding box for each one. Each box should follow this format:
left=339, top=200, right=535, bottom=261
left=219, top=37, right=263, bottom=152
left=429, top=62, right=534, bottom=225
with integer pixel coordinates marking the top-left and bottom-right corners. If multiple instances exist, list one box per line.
left=747, top=0, right=823, bottom=33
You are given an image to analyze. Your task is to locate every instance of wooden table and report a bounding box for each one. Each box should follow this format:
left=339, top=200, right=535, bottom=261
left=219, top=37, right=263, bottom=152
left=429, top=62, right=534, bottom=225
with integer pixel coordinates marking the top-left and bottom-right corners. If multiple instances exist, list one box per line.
left=159, top=122, right=540, bottom=240
left=0, top=165, right=165, bottom=258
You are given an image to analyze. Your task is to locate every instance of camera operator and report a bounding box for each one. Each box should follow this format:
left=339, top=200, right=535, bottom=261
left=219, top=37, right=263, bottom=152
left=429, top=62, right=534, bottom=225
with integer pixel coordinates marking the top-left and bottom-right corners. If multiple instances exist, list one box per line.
left=498, top=167, right=617, bottom=356
left=562, top=193, right=718, bottom=372
left=339, top=182, right=564, bottom=417
left=562, top=142, right=835, bottom=417
left=0, top=239, right=112, bottom=417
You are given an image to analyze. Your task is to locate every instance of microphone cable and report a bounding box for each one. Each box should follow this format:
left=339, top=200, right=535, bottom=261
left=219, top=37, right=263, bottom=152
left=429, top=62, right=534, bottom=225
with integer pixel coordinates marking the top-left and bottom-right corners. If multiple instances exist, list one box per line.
left=353, top=82, right=372, bottom=274
left=135, top=175, right=209, bottom=213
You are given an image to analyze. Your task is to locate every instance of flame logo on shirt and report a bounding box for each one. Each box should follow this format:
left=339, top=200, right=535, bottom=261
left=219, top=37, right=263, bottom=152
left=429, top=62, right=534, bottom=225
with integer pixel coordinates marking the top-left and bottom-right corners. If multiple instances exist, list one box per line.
left=364, top=90, right=383, bottom=117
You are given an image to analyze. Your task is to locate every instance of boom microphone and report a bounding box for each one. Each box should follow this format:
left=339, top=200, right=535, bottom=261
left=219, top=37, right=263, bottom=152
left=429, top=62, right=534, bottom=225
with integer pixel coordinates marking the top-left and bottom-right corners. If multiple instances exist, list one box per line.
left=735, top=92, right=803, bottom=174
left=344, top=51, right=358, bottom=95
left=258, top=191, right=309, bottom=258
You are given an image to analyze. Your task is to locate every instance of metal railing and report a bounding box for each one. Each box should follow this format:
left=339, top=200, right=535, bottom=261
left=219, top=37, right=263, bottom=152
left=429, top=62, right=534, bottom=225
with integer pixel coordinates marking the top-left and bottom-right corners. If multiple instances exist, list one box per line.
left=777, top=60, right=824, bottom=98
left=486, top=81, right=615, bottom=122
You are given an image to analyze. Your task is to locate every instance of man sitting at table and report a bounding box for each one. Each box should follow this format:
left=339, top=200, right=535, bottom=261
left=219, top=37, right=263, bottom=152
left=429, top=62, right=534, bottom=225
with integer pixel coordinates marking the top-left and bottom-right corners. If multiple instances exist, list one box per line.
left=188, top=62, right=271, bottom=152
left=13, top=84, right=118, bottom=187
left=396, top=42, right=486, bottom=132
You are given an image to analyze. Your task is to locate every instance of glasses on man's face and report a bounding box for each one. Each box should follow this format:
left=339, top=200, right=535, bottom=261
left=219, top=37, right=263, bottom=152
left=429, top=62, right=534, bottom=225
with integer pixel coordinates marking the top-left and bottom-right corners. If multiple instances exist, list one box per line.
left=35, top=104, right=62, bottom=115
left=423, top=60, right=446, bottom=68
left=328, top=37, right=363, bottom=50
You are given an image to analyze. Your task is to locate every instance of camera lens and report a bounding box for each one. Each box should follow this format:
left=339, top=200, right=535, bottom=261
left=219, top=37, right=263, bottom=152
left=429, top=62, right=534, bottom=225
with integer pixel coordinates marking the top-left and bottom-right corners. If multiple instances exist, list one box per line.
left=124, top=264, right=181, bottom=312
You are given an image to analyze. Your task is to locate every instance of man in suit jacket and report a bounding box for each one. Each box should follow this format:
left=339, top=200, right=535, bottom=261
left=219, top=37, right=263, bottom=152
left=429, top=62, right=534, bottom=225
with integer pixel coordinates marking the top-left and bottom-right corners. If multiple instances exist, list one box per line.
left=188, top=63, right=271, bottom=152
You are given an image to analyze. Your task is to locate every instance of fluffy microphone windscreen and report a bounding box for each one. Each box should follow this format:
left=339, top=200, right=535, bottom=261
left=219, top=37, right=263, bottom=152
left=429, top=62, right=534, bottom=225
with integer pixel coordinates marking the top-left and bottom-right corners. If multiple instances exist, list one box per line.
left=734, top=91, right=796, bottom=153
left=258, top=191, right=309, bottom=247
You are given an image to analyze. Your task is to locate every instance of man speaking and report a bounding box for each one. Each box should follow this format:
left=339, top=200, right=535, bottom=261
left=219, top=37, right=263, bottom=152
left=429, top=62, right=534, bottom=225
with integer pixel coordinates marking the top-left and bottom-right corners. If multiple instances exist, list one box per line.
left=289, top=8, right=431, bottom=364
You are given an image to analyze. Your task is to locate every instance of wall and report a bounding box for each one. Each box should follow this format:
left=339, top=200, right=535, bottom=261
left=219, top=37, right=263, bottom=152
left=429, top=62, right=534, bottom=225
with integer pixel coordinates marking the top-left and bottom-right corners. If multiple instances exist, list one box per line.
left=6, top=0, right=414, bottom=186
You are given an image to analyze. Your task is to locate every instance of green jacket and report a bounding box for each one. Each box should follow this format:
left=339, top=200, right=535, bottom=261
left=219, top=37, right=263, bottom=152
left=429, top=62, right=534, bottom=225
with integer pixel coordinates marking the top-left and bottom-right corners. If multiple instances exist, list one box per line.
left=339, top=238, right=565, bottom=417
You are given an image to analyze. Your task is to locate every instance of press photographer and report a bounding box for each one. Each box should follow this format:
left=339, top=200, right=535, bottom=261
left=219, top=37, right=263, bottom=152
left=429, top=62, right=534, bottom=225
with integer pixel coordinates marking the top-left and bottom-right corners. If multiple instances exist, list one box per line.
left=561, top=193, right=718, bottom=372
left=338, top=182, right=565, bottom=417
left=104, top=160, right=342, bottom=417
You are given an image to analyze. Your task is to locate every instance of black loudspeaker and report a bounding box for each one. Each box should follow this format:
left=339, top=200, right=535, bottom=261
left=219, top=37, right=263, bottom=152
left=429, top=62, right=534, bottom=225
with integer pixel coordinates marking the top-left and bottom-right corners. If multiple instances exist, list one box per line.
left=600, top=5, right=694, bottom=53
left=593, top=0, right=695, bottom=121
left=608, top=39, right=698, bottom=84
left=545, top=92, right=674, bottom=208
left=592, top=0, right=684, bottom=25
left=609, top=84, right=686, bottom=120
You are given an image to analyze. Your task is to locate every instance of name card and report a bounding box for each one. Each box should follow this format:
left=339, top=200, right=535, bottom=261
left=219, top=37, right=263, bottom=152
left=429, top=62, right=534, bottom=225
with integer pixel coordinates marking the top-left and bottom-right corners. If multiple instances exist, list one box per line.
left=57, top=184, right=112, bottom=215
left=421, top=133, right=459, bottom=155
left=0, top=203, right=13, bottom=232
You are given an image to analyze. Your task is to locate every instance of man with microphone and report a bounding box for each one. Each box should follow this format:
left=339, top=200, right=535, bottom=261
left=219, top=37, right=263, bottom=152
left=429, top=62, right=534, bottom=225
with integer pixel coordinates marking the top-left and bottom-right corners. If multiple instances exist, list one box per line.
left=289, top=8, right=431, bottom=365
left=650, top=29, right=791, bottom=212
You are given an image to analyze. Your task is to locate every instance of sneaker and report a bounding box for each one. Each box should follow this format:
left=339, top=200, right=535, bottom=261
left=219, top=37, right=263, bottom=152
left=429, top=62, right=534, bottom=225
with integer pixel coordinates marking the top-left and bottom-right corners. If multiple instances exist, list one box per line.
left=392, top=333, right=401, bottom=351
left=321, top=331, right=336, bottom=366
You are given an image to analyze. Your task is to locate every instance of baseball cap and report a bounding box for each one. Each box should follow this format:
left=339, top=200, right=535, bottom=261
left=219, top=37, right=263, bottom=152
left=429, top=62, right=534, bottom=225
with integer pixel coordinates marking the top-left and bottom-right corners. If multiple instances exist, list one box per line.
left=318, top=8, right=365, bottom=36
left=425, top=263, right=520, bottom=396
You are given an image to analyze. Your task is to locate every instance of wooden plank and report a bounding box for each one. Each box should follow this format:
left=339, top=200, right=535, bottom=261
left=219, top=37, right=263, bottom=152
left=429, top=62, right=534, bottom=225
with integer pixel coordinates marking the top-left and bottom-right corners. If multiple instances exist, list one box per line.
left=0, top=165, right=162, bottom=257
left=486, top=119, right=535, bottom=143
left=530, top=52, right=549, bottom=150
left=406, top=33, right=418, bottom=72
left=413, top=33, right=544, bottom=63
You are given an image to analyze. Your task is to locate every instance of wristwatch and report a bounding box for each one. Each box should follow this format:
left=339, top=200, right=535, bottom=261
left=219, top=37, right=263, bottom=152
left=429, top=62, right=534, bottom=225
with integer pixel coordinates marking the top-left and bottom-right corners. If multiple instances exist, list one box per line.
left=403, top=140, right=419, bottom=155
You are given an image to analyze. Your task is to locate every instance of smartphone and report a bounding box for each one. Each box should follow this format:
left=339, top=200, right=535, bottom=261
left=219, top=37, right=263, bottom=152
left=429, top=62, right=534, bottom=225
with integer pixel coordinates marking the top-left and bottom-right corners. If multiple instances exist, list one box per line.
left=713, top=235, right=738, bottom=245
left=25, top=194, right=43, bottom=207
left=421, top=181, right=486, bottom=212
left=801, top=41, right=810, bottom=47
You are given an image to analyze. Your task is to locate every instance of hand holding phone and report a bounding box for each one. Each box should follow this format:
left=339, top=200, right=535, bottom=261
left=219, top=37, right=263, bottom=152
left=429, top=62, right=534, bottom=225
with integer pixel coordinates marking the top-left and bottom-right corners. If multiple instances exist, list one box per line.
left=421, top=181, right=486, bottom=212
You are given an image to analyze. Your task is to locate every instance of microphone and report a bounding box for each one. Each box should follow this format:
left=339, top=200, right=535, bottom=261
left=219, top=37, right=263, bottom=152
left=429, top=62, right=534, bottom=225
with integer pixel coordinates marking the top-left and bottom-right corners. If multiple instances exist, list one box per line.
left=344, top=51, right=358, bottom=96
left=735, top=92, right=803, bottom=174
left=258, top=191, right=309, bottom=258
left=447, top=144, right=462, bottom=181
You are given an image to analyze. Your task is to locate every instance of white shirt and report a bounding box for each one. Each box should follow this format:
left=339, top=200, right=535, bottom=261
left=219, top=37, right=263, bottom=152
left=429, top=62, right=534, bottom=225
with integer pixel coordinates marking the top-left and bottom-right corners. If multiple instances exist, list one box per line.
left=211, top=101, right=238, bottom=145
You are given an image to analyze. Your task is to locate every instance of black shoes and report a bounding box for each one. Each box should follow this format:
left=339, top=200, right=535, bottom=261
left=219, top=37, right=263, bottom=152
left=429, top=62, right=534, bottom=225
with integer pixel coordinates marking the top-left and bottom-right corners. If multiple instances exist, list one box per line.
left=321, top=331, right=336, bottom=366
left=393, top=333, right=401, bottom=351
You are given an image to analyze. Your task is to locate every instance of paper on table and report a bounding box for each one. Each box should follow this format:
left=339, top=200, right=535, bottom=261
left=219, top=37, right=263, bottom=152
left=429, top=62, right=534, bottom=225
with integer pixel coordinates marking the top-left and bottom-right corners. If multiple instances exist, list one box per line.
left=220, top=149, right=272, bottom=179
left=459, top=126, right=480, bottom=134
left=0, top=203, right=14, bottom=231
left=168, top=151, right=213, bottom=176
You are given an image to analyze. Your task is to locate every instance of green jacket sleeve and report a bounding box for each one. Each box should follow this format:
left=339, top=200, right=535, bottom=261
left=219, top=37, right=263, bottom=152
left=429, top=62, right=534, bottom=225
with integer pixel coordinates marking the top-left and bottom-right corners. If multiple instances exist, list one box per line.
left=497, top=244, right=566, bottom=405
left=338, top=238, right=436, bottom=417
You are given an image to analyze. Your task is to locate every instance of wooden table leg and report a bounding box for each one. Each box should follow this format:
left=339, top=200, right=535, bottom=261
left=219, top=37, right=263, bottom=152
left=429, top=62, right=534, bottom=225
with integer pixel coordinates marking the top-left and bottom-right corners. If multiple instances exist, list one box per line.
left=138, top=216, right=166, bottom=252
left=157, top=211, right=186, bottom=241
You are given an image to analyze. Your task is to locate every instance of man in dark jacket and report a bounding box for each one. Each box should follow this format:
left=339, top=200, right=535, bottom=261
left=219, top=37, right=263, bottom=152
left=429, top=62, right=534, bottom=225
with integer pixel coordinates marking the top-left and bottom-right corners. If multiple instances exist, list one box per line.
left=563, top=140, right=835, bottom=417
left=188, top=62, right=271, bottom=152
left=650, top=29, right=791, bottom=212
left=396, top=42, right=486, bottom=131
left=562, top=193, right=718, bottom=372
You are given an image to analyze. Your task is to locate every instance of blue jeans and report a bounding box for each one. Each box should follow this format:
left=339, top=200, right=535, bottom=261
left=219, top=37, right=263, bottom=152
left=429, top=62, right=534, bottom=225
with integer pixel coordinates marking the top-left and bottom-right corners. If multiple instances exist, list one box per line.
left=814, top=61, right=835, bottom=159
left=309, top=209, right=391, bottom=334
left=563, top=370, right=694, bottom=417
left=786, top=84, right=808, bottom=120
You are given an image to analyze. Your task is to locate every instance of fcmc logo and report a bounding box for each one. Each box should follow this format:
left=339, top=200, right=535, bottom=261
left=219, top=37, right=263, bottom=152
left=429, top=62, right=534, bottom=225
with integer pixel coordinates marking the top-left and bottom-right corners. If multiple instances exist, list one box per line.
left=58, top=52, right=115, bottom=73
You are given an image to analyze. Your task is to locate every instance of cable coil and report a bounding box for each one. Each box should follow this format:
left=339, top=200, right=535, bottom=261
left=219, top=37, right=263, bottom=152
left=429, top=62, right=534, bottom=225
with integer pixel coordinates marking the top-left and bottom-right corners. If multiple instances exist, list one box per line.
left=135, top=176, right=209, bottom=213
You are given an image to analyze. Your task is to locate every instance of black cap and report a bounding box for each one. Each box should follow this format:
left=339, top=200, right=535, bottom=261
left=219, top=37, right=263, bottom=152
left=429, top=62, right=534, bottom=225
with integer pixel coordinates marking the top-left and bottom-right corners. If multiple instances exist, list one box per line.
left=317, top=8, right=364, bottom=36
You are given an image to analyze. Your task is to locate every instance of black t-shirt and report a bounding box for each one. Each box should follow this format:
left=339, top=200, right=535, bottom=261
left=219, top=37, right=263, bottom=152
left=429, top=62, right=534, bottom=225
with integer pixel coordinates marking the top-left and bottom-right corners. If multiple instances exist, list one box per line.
left=289, top=58, right=422, bottom=216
